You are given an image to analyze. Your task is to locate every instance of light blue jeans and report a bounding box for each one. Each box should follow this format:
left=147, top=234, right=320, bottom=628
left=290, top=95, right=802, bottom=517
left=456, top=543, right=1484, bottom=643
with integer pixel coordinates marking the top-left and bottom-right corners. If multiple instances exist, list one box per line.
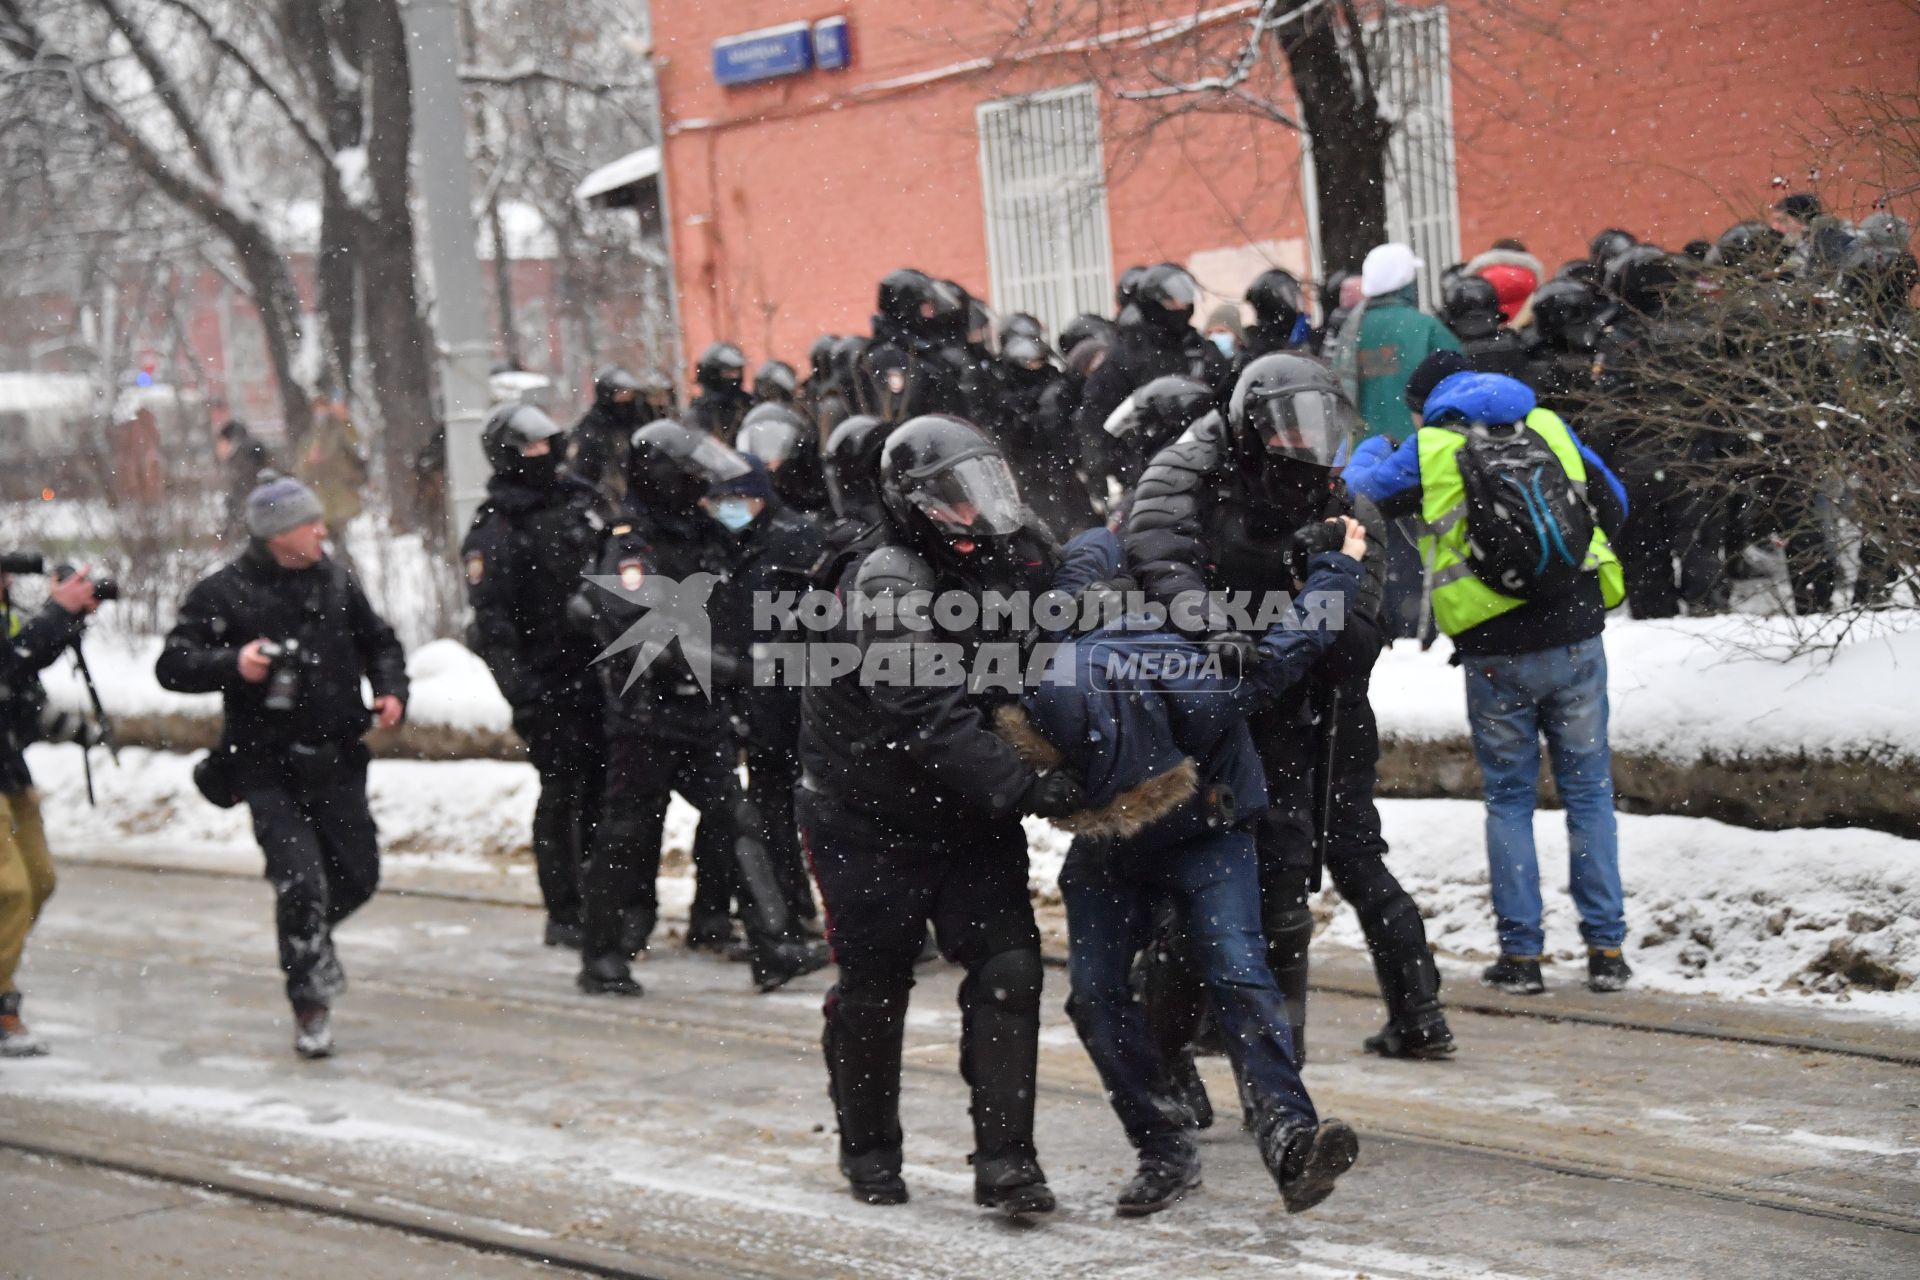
left=1463, top=637, right=1624, bottom=958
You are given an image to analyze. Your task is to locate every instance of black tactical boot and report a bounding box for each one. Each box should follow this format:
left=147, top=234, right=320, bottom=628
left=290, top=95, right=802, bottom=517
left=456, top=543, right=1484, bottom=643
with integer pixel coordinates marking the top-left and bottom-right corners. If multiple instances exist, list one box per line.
left=840, top=1147, right=908, bottom=1206
left=972, top=1150, right=1056, bottom=1218
left=1481, top=955, right=1545, bottom=995
left=1257, top=1114, right=1359, bottom=1214
left=1167, top=1048, right=1215, bottom=1130
left=825, top=978, right=908, bottom=1205
left=753, top=938, right=829, bottom=993
left=577, top=954, right=644, bottom=997
left=543, top=918, right=584, bottom=950
left=292, top=1002, right=334, bottom=1060
left=1115, top=1136, right=1202, bottom=1217
left=1587, top=948, right=1633, bottom=992
left=1364, top=939, right=1456, bottom=1059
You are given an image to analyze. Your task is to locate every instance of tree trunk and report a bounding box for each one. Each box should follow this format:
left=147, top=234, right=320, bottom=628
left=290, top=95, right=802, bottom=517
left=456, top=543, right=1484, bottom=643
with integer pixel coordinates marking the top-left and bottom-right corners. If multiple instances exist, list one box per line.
left=355, top=0, right=441, bottom=529
left=1278, top=6, right=1391, bottom=274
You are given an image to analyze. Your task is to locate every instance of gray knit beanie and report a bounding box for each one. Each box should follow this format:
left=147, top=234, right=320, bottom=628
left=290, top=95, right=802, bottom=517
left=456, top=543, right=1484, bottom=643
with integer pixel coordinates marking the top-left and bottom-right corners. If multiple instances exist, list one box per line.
left=246, top=474, right=326, bottom=539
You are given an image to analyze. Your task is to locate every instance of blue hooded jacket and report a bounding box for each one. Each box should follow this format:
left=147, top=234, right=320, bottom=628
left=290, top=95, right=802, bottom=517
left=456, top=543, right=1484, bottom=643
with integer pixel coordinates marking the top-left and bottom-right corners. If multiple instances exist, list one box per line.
left=997, top=528, right=1363, bottom=853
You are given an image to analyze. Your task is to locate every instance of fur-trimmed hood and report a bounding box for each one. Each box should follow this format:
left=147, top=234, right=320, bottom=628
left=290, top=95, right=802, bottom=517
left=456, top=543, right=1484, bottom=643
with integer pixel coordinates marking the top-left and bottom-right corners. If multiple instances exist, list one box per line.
left=1464, top=247, right=1546, bottom=282
left=994, top=704, right=1199, bottom=840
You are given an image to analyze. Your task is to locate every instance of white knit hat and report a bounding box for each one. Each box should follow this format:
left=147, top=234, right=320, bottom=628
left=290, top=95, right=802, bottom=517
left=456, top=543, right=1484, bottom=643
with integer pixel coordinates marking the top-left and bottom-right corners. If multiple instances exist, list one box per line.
left=1361, top=243, right=1423, bottom=297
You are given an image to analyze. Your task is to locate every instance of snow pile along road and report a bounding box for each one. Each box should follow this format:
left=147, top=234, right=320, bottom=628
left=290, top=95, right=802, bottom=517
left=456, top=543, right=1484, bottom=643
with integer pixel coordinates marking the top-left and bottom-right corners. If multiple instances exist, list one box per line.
left=28, top=747, right=1918, bottom=1023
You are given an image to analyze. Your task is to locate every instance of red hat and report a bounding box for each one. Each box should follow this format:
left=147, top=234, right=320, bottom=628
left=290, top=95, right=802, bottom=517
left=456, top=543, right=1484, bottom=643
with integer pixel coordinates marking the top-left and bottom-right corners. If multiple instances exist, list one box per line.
left=1477, top=263, right=1537, bottom=323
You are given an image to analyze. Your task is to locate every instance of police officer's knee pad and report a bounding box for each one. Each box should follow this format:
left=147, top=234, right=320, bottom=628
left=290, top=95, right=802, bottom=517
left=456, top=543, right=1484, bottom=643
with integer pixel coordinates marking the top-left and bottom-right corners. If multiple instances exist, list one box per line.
left=967, top=947, right=1043, bottom=1016
left=1361, top=889, right=1426, bottom=946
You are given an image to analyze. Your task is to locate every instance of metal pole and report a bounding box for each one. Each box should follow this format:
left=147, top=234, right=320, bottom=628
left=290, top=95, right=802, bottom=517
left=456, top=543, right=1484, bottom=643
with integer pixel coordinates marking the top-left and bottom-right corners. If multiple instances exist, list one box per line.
left=402, top=0, right=494, bottom=543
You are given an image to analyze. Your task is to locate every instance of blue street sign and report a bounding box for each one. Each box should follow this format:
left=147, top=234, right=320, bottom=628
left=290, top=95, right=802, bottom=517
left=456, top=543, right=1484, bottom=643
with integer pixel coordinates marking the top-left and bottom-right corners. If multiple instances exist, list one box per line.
left=812, top=17, right=851, bottom=71
left=713, top=22, right=813, bottom=87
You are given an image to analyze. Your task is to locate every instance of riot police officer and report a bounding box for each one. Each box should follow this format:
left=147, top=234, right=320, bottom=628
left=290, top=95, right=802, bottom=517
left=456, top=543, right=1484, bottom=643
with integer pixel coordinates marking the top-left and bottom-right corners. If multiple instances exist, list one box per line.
left=752, top=359, right=799, bottom=406
left=568, top=366, right=647, bottom=500
left=1099, top=374, right=1216, bottom=497
left=855, top=269, right=971, bottom=422
left=571, top=422, right=824, bottom=997
left=1075, top=264, right=1232, bottom=455
left=964, top=313, right=1094, bottom=541
left=737, top=402, right=831, bottom=516
left=1243, top=268, right=1309, bottom=361
left=799, top=415, right=1085, bottom=1214
left=687, top=342, right=753, bottom=439
left=1441, top=274, right=1531, bottom=381
left=462, top=403, right=608, bottom=949
left=1125, top=355, right=1456, bottom=1108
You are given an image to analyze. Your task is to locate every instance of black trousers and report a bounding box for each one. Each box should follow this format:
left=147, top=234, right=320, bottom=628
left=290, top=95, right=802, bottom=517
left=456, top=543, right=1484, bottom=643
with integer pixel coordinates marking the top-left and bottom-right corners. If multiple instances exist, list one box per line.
left=746, top=741, right=815, bottom=923
left=1618, top=469, right=1729, bottom=618
left=242, top=745, right=380, bottom=1008
left=799, top=789, right=1043, bottom=1167
left=581, top=729, right=742, bottom=961
left=512, top=679, right=605, bottom=927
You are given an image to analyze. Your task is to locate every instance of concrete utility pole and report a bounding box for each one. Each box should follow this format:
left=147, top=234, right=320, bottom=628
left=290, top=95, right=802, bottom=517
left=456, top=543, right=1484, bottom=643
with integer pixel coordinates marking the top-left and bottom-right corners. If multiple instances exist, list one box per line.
left=402, top=0, right=494, bottom=543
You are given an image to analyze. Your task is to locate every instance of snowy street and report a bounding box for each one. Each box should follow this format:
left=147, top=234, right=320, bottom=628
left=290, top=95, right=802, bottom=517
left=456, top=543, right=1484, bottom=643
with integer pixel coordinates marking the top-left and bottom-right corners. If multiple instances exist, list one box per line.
left=4, top=858, right=1917, bottom=1279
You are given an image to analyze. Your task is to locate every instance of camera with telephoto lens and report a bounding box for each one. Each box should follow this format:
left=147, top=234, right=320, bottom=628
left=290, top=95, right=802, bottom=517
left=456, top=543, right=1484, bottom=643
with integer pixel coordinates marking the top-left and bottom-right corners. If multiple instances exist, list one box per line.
left=1, top=553, right=119, bottom=602
left=52, top=563, right=119, bottom=602
left=257, top=639, right=305, bottom=714
left=1283, top=519, right=1348, bottom=585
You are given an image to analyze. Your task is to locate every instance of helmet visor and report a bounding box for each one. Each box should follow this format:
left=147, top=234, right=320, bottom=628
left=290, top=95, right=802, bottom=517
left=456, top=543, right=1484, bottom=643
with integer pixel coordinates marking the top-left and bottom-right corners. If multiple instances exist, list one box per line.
left=686, top=434, right=752, bottom=484
left=1103, top=396, right=1146, bottom=440
left=736, top=417, right=803, bottom=468
left=1245, top=388, right=1357, bottom=466
left=906, top=454, right=1026, bottom=537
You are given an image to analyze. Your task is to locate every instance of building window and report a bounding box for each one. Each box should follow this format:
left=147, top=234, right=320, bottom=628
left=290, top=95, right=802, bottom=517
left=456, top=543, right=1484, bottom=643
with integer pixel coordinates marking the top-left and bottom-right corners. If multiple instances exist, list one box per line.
left=976, top=83, right=1114, bottom=341
left=1378, top=2, right=1460, bottom=307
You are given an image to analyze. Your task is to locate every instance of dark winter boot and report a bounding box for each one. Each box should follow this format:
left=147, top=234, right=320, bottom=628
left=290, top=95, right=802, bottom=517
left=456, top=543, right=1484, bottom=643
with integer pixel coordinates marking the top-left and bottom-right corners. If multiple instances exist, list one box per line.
left=752, top=938, right=829, bottom=994
left=1115, top=1135, right=1202, bottom=1217
left=619, top=906, right=654, bottom=958
left=972, top=1150, right=1056, bottom=1218
left=1587, top=948, right=1633, bottom=993
left=293, top=1002, right=334, bottom=1060
left=543, top=918, right=584, bottom=950
left=0, top=992, right=47, bottom=1058
left=1168, top=1048, right=1215, bottom=1130
left=1264, top=906, right=1313, bottom=1066
left=577, top=954, right=644, bottom=997
left=1481, top=955, right=1545, bottom=995
left=1256, top=1113, right=1359, bottom=1214
left=825, top=975, right=909, bottom=1205
left=1364, top=936, right=1456, bottom=1059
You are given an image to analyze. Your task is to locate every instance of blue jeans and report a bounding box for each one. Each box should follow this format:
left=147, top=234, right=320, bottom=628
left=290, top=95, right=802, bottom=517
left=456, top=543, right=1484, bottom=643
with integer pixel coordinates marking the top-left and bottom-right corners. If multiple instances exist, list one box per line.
left=1059, top=830, right=1314, bottom=1154
left=1464, top=636, right=1624, bottom=958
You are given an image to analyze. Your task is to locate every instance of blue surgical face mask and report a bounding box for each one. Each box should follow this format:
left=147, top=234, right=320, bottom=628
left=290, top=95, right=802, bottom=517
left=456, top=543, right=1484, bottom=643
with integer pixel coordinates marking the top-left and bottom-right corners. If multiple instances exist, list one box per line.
left=707, top=498, right=756, bottom=532
left=1209, top=331, right=1237, bottom=357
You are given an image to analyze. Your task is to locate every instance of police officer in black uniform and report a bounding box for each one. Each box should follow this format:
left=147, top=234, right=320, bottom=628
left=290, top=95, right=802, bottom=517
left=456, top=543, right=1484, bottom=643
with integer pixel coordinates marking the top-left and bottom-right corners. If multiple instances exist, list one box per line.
left=855, top=269, right=971, bottom=422
left=699, top=457, right=829, bottom=932
left=737, top=401, right=831, bottom=516
left=799, top=415, right=1086, bottom=1214
left=571, top=422, right=825, bottom=997
left=963, top=313, right=1094, bottom=541
left=1441, top=274, right=1531, bottom=381
left=686, top=342, right=754, bottom=439
left=1075, top=264, right=1232, bottom=453
left=1124, top=355, right=1456, bottom=1117
left=1242, top=268, right=1308, bottom=363
left=568, top=366, right=647, bottom=501
left=1099, top=374, right=1217, bottom=497
left=1521, top=278, right=1608, bottom=415
left=462, top=403, right=608, bottom=949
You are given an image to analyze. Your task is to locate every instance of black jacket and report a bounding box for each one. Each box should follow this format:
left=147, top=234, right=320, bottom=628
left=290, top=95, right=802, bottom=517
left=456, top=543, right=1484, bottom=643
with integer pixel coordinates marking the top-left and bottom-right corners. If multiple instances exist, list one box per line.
left=797, top=530, right=1054, bottom=836
left=0, top=597, right=87, bottom=793
left=156, top=545, right=408, bottom=753
left=567, top=399, right=654, bottom=501
left=462, top=473, right=605, bottom=709
left=569, top=503, right=733, bottom=745
left=686, top=388, right=752, bottom=440
left=708, top=503, right=827, bottom=750
left=963, top=359, right=1097, bottom=541
left=853, top=321, right=972, bottom=422
left=1073, top=315, right=1232, bottom=455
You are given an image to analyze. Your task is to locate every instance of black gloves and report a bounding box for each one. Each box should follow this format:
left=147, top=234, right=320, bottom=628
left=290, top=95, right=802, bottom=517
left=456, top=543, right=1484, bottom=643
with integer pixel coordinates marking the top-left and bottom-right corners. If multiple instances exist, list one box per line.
left=1284, top=519, right=1348, bottom=585
left=1023, top=769, right=1089, bottom=820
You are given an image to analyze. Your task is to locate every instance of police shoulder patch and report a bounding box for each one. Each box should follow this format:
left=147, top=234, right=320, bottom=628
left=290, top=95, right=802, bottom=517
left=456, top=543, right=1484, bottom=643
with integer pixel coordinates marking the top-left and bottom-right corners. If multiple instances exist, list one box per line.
left=465, top=552, right=485, bottom=585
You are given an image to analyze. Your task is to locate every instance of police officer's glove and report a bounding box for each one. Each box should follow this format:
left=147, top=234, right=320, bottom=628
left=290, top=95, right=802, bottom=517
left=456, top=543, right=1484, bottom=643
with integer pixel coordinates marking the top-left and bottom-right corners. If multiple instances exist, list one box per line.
left=1202, top=630, right=1257, bottom=679
left=1284, top=519, right=1348, bottom=587
left=1023, top=769, right=1089, bottom=820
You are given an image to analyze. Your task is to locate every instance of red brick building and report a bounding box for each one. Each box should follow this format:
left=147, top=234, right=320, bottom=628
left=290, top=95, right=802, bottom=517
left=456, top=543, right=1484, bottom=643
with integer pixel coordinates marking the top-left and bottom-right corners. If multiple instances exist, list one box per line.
left=650, top=0, right=1920, bottom=370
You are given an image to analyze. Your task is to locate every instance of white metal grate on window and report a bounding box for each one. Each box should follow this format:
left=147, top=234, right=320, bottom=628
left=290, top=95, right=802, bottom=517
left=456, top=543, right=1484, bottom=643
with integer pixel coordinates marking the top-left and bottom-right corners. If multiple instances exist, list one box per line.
left=1377, top=3, right=1461, bottom=308
left=976, top=84, right=1114, bottom=343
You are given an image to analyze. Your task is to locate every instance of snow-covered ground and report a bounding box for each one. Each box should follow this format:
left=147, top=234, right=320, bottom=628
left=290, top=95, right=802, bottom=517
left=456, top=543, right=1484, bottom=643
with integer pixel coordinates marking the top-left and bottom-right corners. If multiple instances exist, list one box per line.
left=28, top=744, right=1918, bottom=1024
left=41, top=611, right=1920, bottom=768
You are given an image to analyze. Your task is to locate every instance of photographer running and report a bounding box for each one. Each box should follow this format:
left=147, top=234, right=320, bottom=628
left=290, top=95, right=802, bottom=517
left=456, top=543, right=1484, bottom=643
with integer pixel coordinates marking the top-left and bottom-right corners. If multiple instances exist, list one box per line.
left=0, top=561, right=102, bottom=1055
left=157, top=477, right=408, bottom=1059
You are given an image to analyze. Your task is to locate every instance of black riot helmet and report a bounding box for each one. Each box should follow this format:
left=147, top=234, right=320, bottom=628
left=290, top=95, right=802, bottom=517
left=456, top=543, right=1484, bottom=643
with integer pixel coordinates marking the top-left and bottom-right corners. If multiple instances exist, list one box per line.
left=1227, top=354, right=1359, bottom=473
left=1589, top=228, right=1638, bottom=268
left=752, top=359, right=798, bottom=403
left=1103, top=375, right=1214, bottom=461
left=694, top=342, right=747, bottom=394
left=594, top=365, right=644, bottom=407
left=1528, top=279, right=1606, bottom=353
left=822, top=414, right=890, bottom=521
left=1059, top=312, right=1115, bottom=356
left=1604, top=245, right=1685, bottom=316
left=808, top=334, right=839, bottom=383
left=1555, top=259, right=1602, bottom=287
left=1708, top=221, right=1787, bottom=275
left=1245, top=269, right=1305, bottom=337
left=861, top=341, right=913, bottom=424
left=1441, top=274, right=1504, bottom=340
left=832, top=334, right=868, bottom=385
left=482, top=402, right=566, bottom=476
left=1136, top=263, right=1201, bottom=332
left=963, top=294, right=995, bottom=351
left=1115, top=265, right=1150, bottom=314
left=737, top=401, right=824, bottom=509
left=880, top=415, right=1028, bottom=557
left=878, top=268, right=962, bottom=338
left=626, top=419, right=751, bottom=515
left=998, top=313, right=1052, bottom=366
